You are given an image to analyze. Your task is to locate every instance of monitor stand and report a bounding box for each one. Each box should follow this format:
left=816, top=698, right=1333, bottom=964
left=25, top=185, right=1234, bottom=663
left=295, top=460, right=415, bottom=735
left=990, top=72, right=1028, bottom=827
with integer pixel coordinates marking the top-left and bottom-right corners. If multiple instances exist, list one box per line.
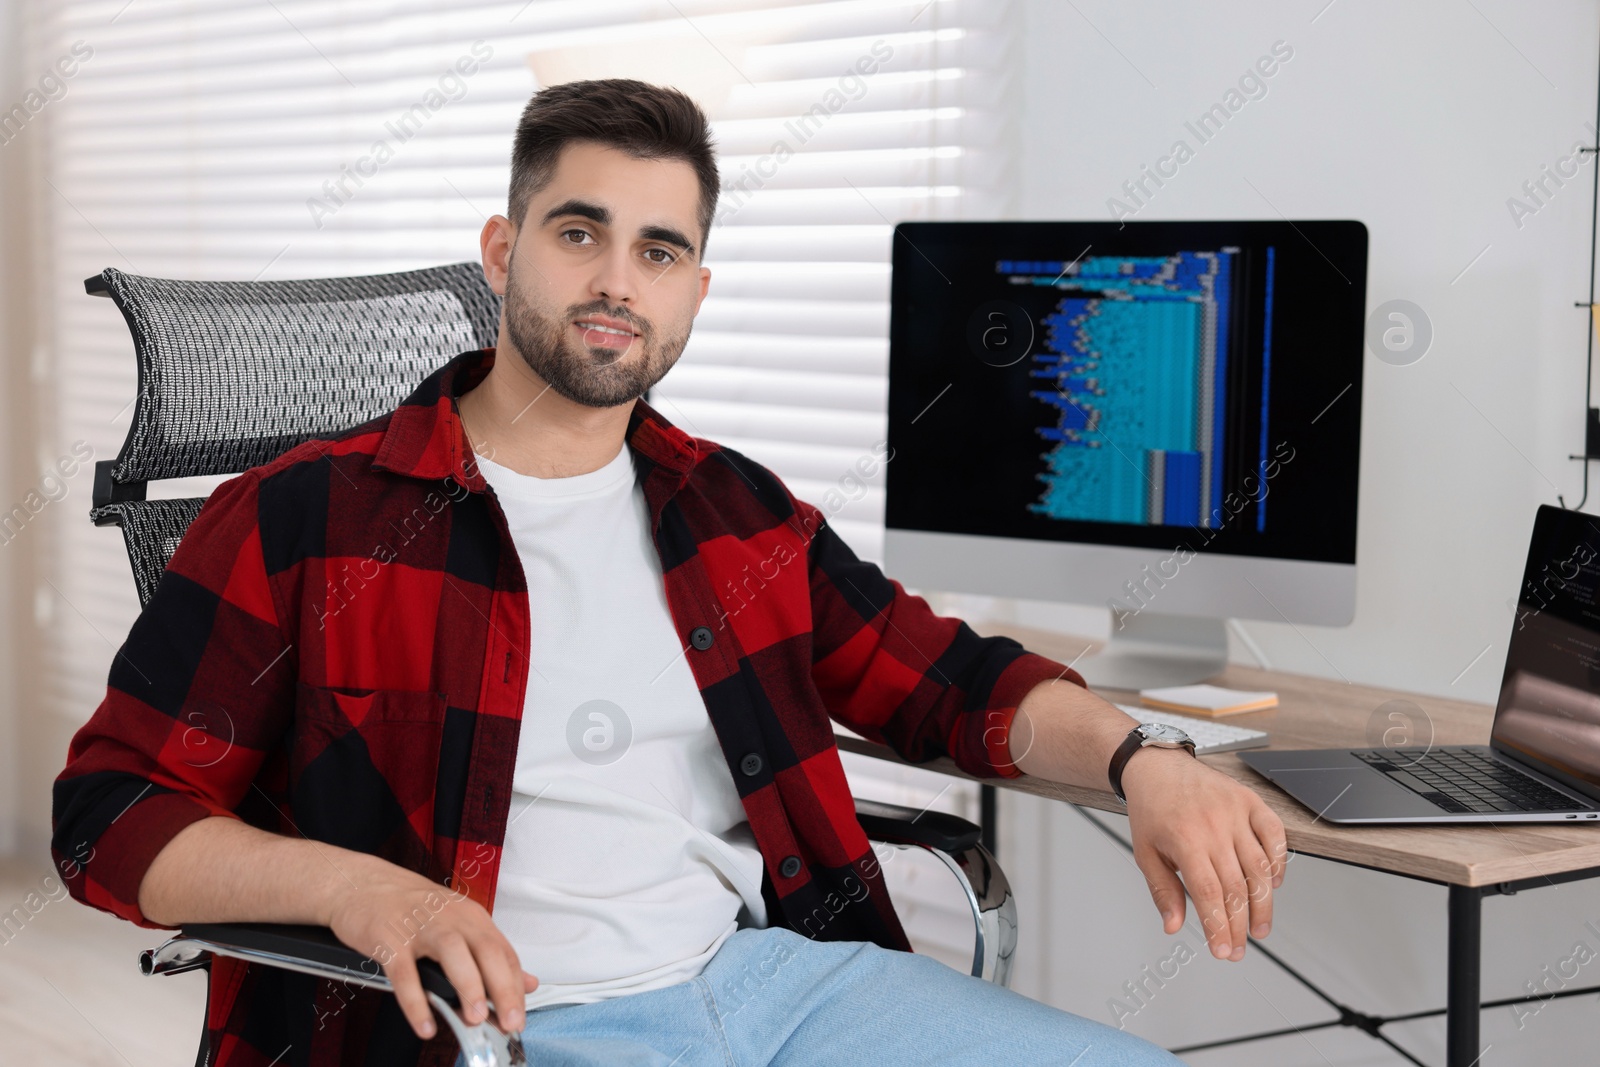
left=1074, top=611, right=1229, bottom=691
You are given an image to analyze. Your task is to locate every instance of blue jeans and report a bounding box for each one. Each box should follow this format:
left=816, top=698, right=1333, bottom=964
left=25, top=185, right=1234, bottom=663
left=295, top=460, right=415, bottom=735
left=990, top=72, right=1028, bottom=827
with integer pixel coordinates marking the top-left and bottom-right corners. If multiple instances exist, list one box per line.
left=453, top=925, right=1180, bottom=1066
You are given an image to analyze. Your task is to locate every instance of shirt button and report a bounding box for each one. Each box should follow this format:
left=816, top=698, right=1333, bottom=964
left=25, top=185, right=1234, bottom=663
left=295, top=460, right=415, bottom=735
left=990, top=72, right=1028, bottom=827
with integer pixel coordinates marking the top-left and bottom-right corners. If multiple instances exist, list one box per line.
left=690, top=626, right=714, bottom=651
left=739, top=752, right=763, bottom=776
left=779, top=855, right=802, bottom=878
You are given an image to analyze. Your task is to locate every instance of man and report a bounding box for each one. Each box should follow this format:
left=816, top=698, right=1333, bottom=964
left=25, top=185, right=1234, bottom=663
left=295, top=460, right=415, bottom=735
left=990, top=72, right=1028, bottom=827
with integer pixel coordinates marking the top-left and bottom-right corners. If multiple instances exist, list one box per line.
left=53, top=79, right=1285, bottom=1066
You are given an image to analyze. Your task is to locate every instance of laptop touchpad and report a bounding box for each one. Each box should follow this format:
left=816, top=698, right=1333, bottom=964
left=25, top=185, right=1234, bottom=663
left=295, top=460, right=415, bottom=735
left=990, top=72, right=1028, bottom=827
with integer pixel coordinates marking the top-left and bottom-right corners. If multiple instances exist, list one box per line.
left=1264, top=766, right=1445, bottom=821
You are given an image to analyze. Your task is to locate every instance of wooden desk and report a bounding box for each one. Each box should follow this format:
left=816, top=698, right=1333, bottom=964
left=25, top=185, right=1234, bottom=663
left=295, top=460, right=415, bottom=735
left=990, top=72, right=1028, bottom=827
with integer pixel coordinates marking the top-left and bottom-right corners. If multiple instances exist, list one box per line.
left=836, top=622, right=1600, bottom=1067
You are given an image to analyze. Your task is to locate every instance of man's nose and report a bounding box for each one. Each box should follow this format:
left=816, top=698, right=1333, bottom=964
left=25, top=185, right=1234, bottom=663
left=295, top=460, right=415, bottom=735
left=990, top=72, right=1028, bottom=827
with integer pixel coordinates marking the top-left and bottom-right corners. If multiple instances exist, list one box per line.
left=590, top=243, right=637, bottom=306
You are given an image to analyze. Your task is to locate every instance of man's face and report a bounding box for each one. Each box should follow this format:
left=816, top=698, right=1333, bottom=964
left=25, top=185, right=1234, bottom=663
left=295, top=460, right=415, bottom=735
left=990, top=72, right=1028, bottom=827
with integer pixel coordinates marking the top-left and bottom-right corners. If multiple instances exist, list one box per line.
left=493, top=141, right=710, bottom=409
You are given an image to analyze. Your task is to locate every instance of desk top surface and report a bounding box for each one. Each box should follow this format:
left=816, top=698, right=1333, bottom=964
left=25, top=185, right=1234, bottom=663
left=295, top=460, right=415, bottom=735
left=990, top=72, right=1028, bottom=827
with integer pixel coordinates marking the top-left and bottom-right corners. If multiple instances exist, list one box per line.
left=834, top=622, right=1600, bottom=888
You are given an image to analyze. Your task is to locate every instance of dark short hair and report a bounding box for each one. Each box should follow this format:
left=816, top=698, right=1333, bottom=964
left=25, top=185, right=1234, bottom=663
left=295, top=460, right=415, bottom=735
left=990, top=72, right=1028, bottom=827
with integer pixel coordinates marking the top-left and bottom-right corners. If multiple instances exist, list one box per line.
left=508, top=78, right=719, bottom=256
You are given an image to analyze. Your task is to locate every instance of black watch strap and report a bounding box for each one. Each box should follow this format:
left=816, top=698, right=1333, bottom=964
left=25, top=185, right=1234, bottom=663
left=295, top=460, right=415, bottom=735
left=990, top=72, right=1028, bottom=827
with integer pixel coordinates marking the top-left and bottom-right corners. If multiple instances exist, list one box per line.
left=1108, top=725, right=1196, bottom=803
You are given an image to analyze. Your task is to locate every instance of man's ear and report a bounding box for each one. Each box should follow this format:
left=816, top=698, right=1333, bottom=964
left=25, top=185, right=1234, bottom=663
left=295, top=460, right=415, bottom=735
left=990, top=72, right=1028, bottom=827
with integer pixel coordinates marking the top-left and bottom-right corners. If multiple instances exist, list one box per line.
left=480, top=215, right=515, bottom=295
left=693, top=264, right=711, bottom=316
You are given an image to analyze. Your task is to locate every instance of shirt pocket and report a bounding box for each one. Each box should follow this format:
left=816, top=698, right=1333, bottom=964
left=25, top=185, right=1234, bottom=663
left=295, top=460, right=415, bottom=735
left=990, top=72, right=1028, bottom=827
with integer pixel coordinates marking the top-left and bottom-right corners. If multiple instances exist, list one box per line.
left=289, top=682, right=447, bottom=873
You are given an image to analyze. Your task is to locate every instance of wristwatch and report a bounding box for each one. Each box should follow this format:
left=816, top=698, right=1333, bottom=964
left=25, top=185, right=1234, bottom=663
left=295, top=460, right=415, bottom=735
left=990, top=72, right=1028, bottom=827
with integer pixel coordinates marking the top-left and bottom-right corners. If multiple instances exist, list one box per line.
left=1108, top=723, right=1197, bottom=804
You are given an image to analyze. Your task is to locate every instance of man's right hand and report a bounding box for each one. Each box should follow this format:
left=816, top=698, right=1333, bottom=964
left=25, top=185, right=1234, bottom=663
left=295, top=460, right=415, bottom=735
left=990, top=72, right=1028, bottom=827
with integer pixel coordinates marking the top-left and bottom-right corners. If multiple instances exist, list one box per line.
left=134, top=817, right=538, bottom=1042
left=327, top=861, right=538, bottom=1041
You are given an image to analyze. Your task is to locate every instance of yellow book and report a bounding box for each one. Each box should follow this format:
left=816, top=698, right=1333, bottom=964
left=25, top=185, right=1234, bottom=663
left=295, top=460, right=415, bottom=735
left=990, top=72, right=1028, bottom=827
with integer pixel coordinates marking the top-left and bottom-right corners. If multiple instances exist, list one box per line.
left=1138, top=684, right=1278, bottom=718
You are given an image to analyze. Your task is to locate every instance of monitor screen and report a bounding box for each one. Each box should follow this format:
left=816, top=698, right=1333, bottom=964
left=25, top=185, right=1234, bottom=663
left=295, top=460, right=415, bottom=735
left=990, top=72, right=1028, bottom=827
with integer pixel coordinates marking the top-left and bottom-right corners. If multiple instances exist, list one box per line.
left=886, top=220, right=1367, bottom=565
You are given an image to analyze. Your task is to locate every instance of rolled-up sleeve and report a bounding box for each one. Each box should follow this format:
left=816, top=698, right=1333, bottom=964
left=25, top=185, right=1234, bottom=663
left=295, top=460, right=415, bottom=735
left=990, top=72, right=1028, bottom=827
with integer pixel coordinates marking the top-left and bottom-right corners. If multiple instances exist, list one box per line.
left=51, top=471, right=295, bottom=928
left=795, top=493, right=1085, bottom=780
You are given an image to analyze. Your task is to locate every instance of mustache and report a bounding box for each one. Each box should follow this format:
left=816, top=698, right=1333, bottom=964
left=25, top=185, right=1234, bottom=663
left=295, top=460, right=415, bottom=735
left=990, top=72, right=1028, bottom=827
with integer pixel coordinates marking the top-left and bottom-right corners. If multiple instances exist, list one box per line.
left=568, top=303, right=648, bottom=337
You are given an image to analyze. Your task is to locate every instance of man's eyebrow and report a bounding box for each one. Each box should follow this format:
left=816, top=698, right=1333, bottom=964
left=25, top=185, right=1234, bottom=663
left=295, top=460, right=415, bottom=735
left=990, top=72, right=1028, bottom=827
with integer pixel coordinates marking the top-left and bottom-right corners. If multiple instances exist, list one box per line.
left=541, top=198, right=697, bottom=258
left=640, top=224, right=696, bottom=258
left=541, top=198, right=610, bottom=228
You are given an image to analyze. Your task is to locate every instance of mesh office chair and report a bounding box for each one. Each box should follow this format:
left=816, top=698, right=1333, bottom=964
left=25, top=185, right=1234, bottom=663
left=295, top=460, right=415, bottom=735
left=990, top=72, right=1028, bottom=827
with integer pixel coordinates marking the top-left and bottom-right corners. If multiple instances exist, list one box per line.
left=84, top=262, right=1019, bottom=1067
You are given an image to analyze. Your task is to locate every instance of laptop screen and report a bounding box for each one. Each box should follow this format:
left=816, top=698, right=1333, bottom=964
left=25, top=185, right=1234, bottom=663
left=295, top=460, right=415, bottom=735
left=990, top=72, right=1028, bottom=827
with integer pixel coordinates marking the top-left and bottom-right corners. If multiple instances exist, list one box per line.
left=1491, top=505, right=1600, bottom=796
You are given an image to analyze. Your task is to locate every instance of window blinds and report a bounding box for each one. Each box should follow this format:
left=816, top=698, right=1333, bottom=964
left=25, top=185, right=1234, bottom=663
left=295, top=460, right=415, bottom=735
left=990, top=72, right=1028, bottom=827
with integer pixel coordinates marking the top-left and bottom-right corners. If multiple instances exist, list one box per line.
left=35, top=0, right=1016, bottom=728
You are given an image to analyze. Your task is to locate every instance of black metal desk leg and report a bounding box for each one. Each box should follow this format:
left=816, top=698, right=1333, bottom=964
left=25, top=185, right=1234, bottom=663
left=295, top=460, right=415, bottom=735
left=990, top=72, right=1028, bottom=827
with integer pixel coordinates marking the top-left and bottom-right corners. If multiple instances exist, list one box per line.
left=1447, top=885, right=1482, bottom=1067
left=980, top=784, right=998, bottom=860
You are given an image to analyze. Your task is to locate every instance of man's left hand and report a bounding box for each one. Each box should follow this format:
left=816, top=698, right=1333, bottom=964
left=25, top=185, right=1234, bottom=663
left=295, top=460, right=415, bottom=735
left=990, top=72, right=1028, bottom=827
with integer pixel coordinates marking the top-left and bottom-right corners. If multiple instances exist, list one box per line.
left=1120, top=748, right=1287, bottom=961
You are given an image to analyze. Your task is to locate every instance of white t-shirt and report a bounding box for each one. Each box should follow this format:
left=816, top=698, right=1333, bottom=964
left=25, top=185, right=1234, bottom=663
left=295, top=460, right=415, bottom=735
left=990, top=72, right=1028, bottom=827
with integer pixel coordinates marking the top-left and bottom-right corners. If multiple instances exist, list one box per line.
left=472, top=443, right=767, bottom=1012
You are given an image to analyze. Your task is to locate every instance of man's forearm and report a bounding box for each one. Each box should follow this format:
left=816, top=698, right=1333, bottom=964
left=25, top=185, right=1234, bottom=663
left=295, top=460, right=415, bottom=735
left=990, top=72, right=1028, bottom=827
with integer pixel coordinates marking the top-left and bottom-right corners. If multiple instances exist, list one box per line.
left=1007, top=677, right=1142, bottom=787
left=137, top=815, right=395, bottom=928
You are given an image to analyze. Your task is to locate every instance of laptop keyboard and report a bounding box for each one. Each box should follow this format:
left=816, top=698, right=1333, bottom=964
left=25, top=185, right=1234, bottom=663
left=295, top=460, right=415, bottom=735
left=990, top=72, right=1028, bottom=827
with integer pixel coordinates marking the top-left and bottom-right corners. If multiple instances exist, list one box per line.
left=1352, top=746, right=1587, bottom=814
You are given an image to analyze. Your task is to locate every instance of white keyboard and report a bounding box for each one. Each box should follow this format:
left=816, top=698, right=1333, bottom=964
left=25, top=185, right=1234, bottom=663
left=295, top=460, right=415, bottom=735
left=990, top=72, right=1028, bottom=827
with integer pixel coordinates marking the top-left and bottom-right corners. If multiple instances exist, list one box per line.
left=1114, top=703, right=1270, bottom=756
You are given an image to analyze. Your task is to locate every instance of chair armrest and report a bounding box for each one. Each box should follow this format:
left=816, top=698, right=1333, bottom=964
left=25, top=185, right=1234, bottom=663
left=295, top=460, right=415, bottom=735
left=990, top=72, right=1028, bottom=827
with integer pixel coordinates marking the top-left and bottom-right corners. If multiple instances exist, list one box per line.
left=853, top=796, right=981, bottom=852
left=852, top=796, right=1016, bottom=987
left=168, top=922, right=460, bottom=1007
left=142, top=922, right=525, bottom=1066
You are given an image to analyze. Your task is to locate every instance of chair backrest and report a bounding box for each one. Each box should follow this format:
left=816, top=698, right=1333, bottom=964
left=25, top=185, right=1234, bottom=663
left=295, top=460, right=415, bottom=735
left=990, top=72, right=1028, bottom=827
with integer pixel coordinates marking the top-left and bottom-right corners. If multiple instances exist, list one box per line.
left=87, top=262, right=502, bottom=607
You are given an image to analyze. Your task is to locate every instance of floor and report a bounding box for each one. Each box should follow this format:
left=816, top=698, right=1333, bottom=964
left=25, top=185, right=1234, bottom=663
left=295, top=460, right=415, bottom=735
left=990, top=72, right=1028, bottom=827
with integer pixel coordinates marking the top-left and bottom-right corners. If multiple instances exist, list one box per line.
left=0, top=854, right=205, bottom=1066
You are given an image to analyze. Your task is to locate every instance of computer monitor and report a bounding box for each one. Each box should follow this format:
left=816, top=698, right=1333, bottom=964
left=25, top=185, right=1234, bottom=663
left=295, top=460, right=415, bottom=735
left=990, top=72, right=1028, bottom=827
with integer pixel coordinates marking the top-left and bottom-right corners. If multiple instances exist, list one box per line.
left=884, top=220, right=1368, bottom=688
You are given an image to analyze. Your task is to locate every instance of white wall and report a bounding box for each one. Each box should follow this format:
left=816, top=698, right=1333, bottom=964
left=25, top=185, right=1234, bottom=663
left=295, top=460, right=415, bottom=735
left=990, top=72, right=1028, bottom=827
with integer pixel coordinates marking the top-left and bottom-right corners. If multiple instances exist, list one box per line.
left=985, top=1, right=1600, bottom=1063
left=0, top=0, right=33, bottom=860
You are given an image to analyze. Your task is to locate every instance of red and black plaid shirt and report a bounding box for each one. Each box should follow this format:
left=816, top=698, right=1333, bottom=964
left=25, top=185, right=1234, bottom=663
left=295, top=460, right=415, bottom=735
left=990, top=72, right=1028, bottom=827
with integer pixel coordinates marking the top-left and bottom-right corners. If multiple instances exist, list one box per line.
left=51, top=347, right=1081, bottom=1066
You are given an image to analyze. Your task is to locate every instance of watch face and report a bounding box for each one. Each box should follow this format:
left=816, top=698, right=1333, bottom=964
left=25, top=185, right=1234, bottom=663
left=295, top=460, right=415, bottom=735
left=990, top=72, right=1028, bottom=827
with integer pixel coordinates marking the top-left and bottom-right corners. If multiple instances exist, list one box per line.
left=1141, top=723, right=1191, bottom=744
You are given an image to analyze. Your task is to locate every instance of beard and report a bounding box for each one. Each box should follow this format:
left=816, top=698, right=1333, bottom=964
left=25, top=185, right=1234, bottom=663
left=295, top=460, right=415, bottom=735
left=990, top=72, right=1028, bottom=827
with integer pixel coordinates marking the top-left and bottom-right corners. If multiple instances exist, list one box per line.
left=501, top=255, right=691, bottom=409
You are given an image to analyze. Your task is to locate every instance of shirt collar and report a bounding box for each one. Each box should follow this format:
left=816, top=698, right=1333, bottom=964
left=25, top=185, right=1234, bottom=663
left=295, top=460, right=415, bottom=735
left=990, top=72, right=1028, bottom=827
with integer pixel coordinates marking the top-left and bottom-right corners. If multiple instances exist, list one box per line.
left=370, top=348, right=701, bottom=498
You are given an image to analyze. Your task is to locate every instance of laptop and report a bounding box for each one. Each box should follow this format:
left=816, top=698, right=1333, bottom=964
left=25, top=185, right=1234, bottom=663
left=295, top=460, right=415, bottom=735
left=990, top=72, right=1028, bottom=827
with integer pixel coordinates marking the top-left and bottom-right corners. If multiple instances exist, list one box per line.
left=1240, top=504, right=1600, bottom=824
